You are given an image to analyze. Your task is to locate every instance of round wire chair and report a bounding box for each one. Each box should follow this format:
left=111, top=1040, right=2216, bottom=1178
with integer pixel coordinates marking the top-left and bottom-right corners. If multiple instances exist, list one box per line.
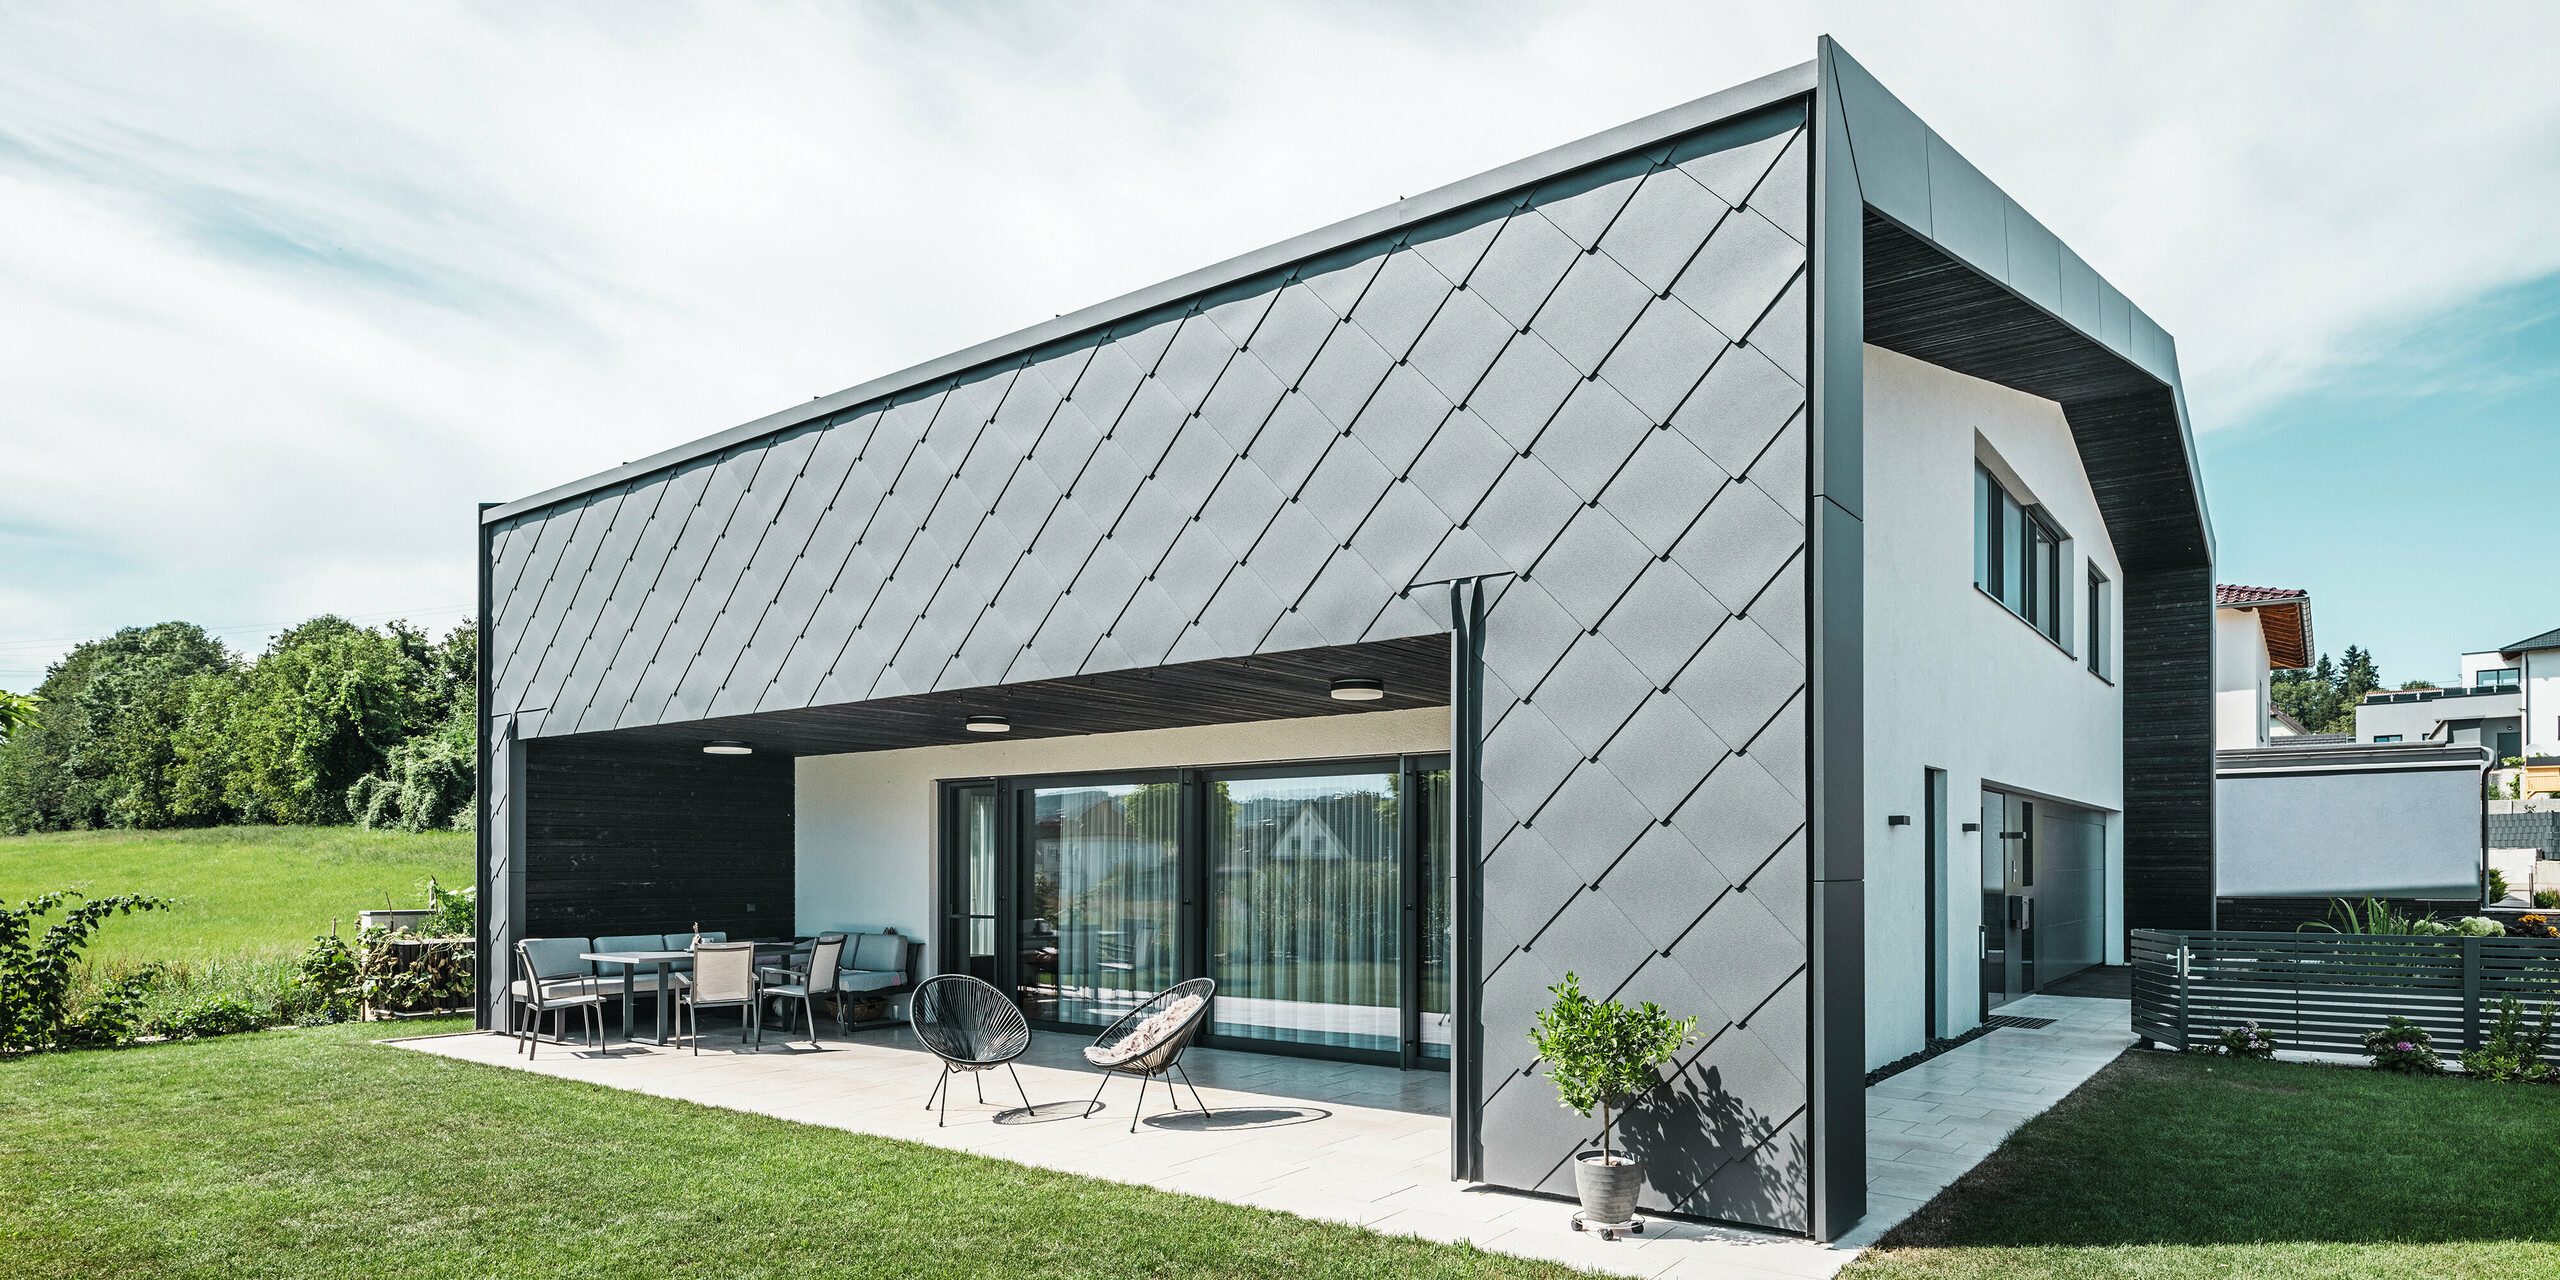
left=909, top=974, right=1033, bottom=1127
left=1083, top=976, right=1217, bottom=1132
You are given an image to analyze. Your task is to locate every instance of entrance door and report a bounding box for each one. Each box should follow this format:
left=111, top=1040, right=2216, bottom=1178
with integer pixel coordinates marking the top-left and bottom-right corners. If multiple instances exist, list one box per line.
left=1980, top=790, right=2033, bottom=1013
left=1981, top=787, right=2107, bottom=1014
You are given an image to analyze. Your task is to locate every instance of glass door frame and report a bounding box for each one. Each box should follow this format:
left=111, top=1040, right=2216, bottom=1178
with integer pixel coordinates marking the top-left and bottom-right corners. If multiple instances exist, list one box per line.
left=936, top=752, right=1450, bottom=1072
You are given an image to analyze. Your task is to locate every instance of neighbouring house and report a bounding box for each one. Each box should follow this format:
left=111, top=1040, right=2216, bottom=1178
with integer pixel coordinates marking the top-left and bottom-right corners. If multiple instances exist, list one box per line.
left=2358, top=671, right=2523, bottom=757
left=474, top=40, right=2213, bottom=1240
left=2212, top=584, right=2311, bottom=750
left=2217, top=625, right=2510, bottom=929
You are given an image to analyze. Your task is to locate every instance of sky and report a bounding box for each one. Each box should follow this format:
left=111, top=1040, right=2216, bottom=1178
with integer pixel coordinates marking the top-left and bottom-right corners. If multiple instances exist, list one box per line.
left=3, top=1, right=2557, bottom=691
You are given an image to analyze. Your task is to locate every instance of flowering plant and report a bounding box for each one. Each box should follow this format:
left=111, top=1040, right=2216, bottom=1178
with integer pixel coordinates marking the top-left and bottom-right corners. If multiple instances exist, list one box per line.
left=2215, top=1021, right=2277, bottom=1059
left=2362, top=1016, right=2445, bottom=1075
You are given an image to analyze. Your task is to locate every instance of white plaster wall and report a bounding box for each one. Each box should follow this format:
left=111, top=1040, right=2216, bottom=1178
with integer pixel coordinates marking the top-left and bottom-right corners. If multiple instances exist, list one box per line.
left=795, top=707, right=1451, bottom=973
left=1862, top=345, right=2125, bottom=1069
left=2213, top=609, right=2272, bottom=750
left=2529, top=650, right=2560, bottom=757
left=2460, top=651, right=2506, bottom=686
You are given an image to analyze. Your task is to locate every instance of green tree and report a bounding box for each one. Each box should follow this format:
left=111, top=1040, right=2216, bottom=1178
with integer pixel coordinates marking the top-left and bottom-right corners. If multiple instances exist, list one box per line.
left=2272, top=647, right=2386, bottom=735
left=2338, top=646, right=2383, bottom=707
left=0, top=691, right=38, bottom=744
left=214, top=617, right=431, bottom=825
left=0, top=623, right=231, bottom=833
left=1528, top=972, right=1697, bottom=1165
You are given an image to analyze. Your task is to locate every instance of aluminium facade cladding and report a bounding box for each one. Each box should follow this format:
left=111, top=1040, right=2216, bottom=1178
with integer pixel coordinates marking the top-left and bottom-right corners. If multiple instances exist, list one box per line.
left=479, top=39, right=2212, bottom=1242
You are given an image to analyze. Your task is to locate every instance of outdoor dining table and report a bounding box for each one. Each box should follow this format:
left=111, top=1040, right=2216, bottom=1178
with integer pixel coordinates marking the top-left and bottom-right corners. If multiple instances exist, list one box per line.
left=580, top=950, right=694, bottom=1046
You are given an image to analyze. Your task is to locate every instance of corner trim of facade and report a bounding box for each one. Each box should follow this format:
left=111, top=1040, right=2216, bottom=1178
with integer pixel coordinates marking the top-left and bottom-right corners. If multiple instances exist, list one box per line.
left=1806, top=36, right=1868, bottom=1242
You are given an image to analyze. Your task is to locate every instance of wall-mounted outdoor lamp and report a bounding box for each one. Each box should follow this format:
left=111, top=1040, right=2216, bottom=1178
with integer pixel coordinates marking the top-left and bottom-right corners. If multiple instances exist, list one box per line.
left=1960, top=822, right=1981, bottom=833
left=702, top=740, right=753, bottom=755
left=965, top=715, right=1012, bottom=733
left=1887, top=814, right=1910, bottom=826
left=1329, top=677, right=1386, bottom=701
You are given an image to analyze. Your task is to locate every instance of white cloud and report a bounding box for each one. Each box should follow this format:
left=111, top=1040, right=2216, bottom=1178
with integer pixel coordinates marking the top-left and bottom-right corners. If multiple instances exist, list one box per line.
left=2, top=1, right=2556, bottom=688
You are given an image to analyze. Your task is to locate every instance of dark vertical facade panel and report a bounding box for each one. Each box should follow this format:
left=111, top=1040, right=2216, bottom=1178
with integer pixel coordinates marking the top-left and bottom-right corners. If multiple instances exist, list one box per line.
left=1806, top=39, right=1868, bottom=1238
left=2121, top=565, right=2215, bottom=932
left=521, top=740, right=795, bottom=942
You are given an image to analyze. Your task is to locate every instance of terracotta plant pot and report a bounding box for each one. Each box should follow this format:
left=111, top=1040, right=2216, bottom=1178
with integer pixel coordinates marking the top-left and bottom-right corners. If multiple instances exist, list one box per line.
left=1572, top=1150, right=1644, bottom=1229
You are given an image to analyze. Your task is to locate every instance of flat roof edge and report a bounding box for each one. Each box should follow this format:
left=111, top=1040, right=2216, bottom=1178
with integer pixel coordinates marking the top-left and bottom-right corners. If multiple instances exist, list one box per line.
left=486, top=59, right=1820, bottom=525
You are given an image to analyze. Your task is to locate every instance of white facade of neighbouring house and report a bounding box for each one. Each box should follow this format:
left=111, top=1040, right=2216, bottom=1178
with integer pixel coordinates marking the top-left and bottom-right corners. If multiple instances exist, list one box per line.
left=2214, top=610, right=2273, bottom=750
left=1863, top=345, right=2125, bottom=1058
left=2210, top=585, right=2310, bottom=751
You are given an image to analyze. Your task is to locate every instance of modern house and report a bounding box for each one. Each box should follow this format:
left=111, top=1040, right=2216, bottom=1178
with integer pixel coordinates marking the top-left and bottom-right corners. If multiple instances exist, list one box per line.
left=2212, top=584, right=2311, bottom=750
left=474, top=40, right=2213, bottom=1241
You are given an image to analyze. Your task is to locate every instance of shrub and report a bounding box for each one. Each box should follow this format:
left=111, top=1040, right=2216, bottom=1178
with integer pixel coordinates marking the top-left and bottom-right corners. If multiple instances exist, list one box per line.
left=423, top=878, right=475, bottom=937
left=0, top=890, right=171, bottom=1053
left=2363, top=1016, right=2446, bottom=1075
left=149, top=996, right=266, bottom=1040
left=288, top=929, right=363, bottom=1021
left=1528, top=971, right=1697, bottom=1164
left=2537, top=890, right=2560, bottom=910
left=2216, top=1022, right=2278, bottom=1059
left=2459, top=997, right=2556, bottom=1083
left=50, top=964, right=165, bottom=1050
left=2506, top=914, right=2560, bottom=940
left=2304, top=896, right=2438, bottom=935
left=2490, top=869, right=2511, bottom=903
left=2456, top=916, right=2509, bottom=938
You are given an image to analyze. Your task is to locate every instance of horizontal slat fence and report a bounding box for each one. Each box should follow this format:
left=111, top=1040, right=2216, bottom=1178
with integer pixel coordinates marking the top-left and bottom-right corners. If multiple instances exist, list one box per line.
left=2132, top=929, right=2560, bottom=1063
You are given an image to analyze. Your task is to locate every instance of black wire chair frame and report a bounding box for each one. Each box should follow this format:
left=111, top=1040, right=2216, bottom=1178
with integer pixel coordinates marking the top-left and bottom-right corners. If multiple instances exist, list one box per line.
left=1083, top=977, right=1217, bottom=1133
left=909, top=974, right=1034, bottom=1127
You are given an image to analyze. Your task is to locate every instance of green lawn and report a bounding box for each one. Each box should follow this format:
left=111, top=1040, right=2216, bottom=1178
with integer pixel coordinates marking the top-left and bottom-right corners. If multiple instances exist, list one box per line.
left=0, top=1019, right=1585, bottom=1279
left=0, top=825, right=470, bottom=965
left=1845, top=1049, right=2560, bottom=1279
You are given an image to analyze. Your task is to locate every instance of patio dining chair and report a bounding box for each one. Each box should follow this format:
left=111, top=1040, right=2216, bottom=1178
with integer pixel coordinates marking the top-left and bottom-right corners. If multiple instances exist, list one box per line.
left=909, top=974, right=1032, bottom=1127
left=511, top=939, right=603, bottom=1059
left=757, top=933, right=846, bottom=1047
left=1082, top=977, right=1216, bottom=1133
left=674, top=940, right=763, bottom=1054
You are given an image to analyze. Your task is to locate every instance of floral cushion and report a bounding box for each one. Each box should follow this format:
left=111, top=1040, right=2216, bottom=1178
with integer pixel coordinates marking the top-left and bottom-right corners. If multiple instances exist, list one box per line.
left=1084, top=995, right=1204, bottom=1067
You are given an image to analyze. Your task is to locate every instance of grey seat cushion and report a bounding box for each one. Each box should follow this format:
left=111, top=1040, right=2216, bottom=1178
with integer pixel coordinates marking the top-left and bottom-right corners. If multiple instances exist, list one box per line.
left=834, top=933, right=907, bottom=994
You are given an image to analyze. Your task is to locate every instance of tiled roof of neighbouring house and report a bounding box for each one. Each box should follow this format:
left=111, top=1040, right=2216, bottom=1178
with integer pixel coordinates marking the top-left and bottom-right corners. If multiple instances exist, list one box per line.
left=2216, top=583, right=2308, bottom=606
left=2501, top=626, right=2560, bottom=654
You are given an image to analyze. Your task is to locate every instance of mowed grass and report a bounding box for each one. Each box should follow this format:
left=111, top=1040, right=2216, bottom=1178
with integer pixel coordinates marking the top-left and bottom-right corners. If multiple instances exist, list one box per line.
left=1844, top=1049, right=2560, bottom=1280
left=0, top=1019, right=1587, bottom=1280
left=0, top=825, right=470, bottom=966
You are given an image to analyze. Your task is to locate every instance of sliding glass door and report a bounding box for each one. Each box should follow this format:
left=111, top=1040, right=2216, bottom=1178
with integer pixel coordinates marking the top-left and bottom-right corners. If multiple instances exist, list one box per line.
left=1019, top=780, right=1181, bottom=1028
left=1207, top=767, right=1403, bottom=1054
left=943, top=755, right=1450, bottom=1067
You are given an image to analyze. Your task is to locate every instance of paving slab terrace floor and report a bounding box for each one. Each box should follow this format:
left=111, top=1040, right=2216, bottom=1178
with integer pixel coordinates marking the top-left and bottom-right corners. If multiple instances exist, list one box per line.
left=391, top=992, right=2134, bottom=1277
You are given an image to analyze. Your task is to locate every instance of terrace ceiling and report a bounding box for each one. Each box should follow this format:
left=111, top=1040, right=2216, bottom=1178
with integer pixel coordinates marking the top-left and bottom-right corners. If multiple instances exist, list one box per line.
left=533, top=634, right=1450, bottom=758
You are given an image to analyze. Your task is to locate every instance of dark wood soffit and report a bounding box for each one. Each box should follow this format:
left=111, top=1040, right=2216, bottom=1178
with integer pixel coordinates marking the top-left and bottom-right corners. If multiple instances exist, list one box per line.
left=536, top=634, right=1454, bottom=759
left=1862, top=212, right=2209, bottom=573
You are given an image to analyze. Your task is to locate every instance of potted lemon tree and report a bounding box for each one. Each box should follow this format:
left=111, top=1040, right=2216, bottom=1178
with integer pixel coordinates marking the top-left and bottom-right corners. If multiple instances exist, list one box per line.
left=1528, top=972, right=1697, bottom=1239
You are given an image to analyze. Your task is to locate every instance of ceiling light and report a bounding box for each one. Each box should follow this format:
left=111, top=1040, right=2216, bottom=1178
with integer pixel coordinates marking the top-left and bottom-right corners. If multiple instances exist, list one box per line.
left=966, top=715, right=1012, bottom=733
left=702, top=740, right=753, bottom=755
left=1329, top=677, right=1386, bottom=701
